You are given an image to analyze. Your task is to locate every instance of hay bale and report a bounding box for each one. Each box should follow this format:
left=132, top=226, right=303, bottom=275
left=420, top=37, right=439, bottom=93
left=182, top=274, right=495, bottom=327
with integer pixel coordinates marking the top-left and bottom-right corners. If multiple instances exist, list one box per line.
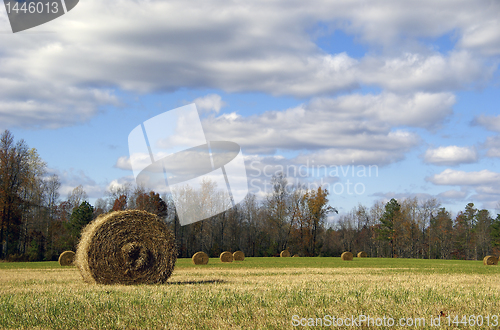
left=233, top=251, right=245, bottom=261
left=341, top=252, right=353, bottom=261
left=483, top=255, right=498, bottom=265
left=293, top=254, right=299, bottom=257
left=280, top=250, right=290, bottom=257
left=220, top=251, right=233, bottom=263
left=357, top=251, right=368, bottom=258
left=74, top=210, right=177, bottom=285
left=58, top=251, right=75, bottom=266
left=192, top=251, right=209, bottom=265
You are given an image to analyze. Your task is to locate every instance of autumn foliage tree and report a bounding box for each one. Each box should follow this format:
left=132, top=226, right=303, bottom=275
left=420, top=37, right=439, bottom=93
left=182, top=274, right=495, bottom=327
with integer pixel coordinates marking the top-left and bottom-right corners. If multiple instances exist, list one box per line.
left=303, top=187, right=334, bottom=256
left=265, top=173, right=290, bottom=254
left=0, top=130, right=68, bottom=260
left=112, top=194, right=127, bottom=211
left=135, top=191, right=167, bottom=218
left=0, top=130, right=30, bottom=258
left=428, top=208, right=453, bottom=259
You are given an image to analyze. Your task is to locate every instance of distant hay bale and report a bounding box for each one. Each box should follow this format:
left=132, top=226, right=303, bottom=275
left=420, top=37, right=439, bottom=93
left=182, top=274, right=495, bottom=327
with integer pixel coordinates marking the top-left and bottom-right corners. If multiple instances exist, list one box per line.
left=74, top=210, right=177, bottom=285
left=220, top=251, right=233, bottom=263
left=192, top=251, right=209, bottom=265
left=280, top=250, right=290, bottom=257
left=58, top=251, right=75, bottom=266
left=357, top=251, right=368, bottom=258
left=341, top=252, right=353, bottom=261
left=483, top=255, right=498, bottom=265
left=293, top=254, right=299, bottom=257
left=233, top=251, right=245, bottom=261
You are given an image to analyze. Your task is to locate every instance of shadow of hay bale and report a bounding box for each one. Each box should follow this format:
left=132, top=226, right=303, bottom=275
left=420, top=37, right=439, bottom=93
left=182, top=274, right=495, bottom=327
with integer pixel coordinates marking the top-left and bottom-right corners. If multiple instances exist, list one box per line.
left=168, top=279, right=226, bottom=285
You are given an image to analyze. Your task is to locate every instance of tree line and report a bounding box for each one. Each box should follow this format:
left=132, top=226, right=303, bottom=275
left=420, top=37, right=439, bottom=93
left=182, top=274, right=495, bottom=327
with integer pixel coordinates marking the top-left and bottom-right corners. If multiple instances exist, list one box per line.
left=335, top=197, right=500, bottom=260
left=1, top=129, right=499, bottom=261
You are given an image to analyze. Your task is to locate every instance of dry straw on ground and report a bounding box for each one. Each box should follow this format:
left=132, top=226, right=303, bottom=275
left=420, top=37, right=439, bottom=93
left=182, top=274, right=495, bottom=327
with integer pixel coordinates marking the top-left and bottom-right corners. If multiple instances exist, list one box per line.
left=357, top=251, right=368, bottom=258
left=483, top=255, right=499, bottom=265
left=233, top=251, right=245, bottom=261
left=192, top=251, right=209, bottom=265
left=280, top=250, right=290, bottom=257
left=220, top=251, right=233, bottom=263
left=58, top=251, right=75, bottom=266
left=293, top=254, right=299, bottom=257
left=341, top=252, right=353, bottom=261
left=74, top=210, right=177, bottom=285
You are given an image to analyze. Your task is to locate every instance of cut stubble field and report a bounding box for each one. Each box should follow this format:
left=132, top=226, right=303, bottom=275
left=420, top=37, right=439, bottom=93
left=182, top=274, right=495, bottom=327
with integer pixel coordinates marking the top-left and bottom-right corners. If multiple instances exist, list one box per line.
left=1, top=258, right=499, bottom=329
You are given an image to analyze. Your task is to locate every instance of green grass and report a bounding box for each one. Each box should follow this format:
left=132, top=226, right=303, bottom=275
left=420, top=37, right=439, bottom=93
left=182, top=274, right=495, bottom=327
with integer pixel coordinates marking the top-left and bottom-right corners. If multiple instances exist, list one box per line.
left=1, top=257, right=500, bottom=329
left=178, top=257, right=500, bottom=274
left=3, top=257, right=497, bottom=274
left=0, top=261, right=63, bottom=270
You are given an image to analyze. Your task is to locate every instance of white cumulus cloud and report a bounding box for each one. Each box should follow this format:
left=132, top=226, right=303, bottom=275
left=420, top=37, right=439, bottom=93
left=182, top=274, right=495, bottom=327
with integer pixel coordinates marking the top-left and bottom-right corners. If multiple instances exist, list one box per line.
left=424, top=146, right=477, bottom=166
left=0, top=0, right=498, bottom=128
left=193, top=94, right=226, bottom=114
left=426, top=169, right=500, bottom=186
left=473, top=114, right=500, bottom=133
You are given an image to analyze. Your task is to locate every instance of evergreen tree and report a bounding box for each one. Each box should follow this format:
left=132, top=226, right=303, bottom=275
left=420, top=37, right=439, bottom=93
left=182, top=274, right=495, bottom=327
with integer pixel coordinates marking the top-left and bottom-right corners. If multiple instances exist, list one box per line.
left=66, top=201, right=94, bottom=249
left=377, top=198, right=401, bottom=258
left=490, top=214, right=500, bottom=253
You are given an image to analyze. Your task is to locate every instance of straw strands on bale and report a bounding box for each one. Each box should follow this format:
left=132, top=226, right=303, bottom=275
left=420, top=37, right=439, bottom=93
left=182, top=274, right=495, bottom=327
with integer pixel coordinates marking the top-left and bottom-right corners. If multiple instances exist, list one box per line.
left=220, top=251, right=233, bottom=262
left=341, top=252, right=353, bottom=261
left=233, top=251, right=245, bottom=261
left=74, top=210, right=177, bottom=285
left=280, top=250, right=290, bottom=257
left=357, top=251, right=368, bottom=258
left=58, top=251, right=75, bottom=266
left=192, top=251, right=209, bottom=265
left=483, top=255, right=499, bottom=265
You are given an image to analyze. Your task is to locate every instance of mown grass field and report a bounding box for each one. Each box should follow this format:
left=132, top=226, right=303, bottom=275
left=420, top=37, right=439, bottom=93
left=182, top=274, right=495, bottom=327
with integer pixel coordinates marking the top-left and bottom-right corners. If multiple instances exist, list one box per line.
left=1, top=257, right=499, bottom=329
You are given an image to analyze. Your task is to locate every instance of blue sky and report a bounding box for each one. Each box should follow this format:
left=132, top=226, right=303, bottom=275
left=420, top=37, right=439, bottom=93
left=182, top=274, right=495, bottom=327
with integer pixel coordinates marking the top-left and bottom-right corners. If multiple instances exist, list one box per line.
left=2, top=0, right=500, bottom=217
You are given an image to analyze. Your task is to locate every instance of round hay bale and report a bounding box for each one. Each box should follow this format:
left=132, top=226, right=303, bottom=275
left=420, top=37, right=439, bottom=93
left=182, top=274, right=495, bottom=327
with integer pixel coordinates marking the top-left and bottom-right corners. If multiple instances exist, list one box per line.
left=74, top=210, right=177, bottom=285
left=293, top=254, right=299, bottom=257
left=483, top=255, right=498, bottom=265
left=192, top=251, right=209, bottom=265
left=233, top=251, right=245, bottom=261
left=58, top=251, right=75, bottom=266
left=341, top=252, right=353, bottom=261
left=220, top=251, right=233, bottom=263
left=280, top=250, right=290, bottom=257
left=357, top=251, right=368, bottom=258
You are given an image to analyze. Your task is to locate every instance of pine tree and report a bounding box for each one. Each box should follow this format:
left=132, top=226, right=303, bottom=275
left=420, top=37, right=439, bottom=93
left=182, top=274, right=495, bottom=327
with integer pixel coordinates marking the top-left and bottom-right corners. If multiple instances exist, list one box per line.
left=377, top=198, right=401, bottom=258
left=66, top=201, right=94, bottom=249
